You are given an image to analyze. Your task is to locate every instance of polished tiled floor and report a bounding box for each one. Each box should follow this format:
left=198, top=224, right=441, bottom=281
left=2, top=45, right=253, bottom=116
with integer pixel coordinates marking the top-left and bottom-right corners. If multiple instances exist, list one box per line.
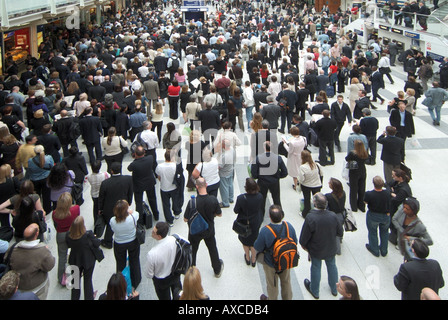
left=38, top=10, right=447, bottom=301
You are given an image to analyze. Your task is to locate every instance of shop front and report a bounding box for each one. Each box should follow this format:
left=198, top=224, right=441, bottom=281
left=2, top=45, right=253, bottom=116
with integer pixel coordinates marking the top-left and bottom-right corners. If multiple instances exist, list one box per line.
left=1, top=27, right=31, bottom=76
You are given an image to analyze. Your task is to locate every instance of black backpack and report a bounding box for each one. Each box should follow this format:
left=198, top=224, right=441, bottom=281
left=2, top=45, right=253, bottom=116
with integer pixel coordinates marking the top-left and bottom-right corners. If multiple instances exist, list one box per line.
left=130, top=132, right=148, bottom=156
left=169, top=58, right=179, bottom=72
left=171, top=234, right=192, bottom=275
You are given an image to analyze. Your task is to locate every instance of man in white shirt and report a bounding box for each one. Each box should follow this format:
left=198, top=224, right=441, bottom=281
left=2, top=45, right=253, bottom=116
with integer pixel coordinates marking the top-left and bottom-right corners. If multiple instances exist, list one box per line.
left=137, top=121, right=159, bottom=168
left=144, top=221, right=182, bottom=300
left=155, top=151, right=182, bottom=226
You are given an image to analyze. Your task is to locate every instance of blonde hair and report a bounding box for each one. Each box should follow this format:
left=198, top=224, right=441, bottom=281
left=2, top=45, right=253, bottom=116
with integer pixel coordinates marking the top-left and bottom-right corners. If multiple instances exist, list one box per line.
left=180, top=266, right=208, bottom=300
left=155, top=102, right=164, bottom=114
left=69, top=216, right=86, bottom=240
left=0, top=164, right=12, bottom=184
left=53, top=192, right=73, bottom=220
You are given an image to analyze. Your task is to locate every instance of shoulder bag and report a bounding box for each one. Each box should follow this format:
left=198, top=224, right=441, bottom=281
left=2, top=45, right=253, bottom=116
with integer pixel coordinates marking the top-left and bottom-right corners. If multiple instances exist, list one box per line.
left=188, top=197, right=209, bottom=236
left=232, top=195, right=252, bottom=238
left=131, top=214, right=146, bottom=245
left=87, top=231, right=104, bottom=262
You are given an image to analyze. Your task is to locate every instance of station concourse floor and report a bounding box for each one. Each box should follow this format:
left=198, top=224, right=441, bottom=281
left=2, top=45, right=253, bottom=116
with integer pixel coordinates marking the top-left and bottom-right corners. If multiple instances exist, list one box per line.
left=43, top=8, right=448, bottom=301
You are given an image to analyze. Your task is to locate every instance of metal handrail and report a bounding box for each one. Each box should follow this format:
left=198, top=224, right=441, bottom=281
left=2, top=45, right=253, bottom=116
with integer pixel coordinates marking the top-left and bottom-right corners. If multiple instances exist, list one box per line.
left=378, top=8, right=448, bottom=31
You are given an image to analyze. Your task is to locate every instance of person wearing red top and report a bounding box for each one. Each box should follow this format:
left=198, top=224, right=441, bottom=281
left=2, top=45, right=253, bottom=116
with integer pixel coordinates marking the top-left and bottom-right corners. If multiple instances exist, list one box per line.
left=52, top=192, right=80, bottom=285
left=260, top=64, right=270, bottom=86
left=167, top=79, right=181, bottom=120
left=329, top=61, right=339, bottom=93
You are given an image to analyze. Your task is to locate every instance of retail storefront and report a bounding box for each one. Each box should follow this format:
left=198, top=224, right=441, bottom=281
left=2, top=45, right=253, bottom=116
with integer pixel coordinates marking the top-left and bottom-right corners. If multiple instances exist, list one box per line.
left=1, top=27, right=31, bottom=76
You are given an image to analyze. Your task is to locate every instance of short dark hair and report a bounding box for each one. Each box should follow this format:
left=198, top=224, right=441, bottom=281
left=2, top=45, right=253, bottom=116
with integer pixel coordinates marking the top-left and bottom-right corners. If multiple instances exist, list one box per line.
left=411, top=239, right=430, bottom=259
left=110, top=162, right=122, bottom=174
left=269, top=205, right=284, bottom=223
left=155, top=221, right=170, bottom=238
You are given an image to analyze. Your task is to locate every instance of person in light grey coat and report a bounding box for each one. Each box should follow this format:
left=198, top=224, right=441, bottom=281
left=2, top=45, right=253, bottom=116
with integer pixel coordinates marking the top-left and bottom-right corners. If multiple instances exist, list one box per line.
left=424, top=81, right=448, bottom=126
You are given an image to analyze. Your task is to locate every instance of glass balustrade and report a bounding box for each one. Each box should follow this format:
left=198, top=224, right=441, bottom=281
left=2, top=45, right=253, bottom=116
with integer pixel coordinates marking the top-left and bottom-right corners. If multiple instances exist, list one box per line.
left=5, top=0, right=81, bottom=18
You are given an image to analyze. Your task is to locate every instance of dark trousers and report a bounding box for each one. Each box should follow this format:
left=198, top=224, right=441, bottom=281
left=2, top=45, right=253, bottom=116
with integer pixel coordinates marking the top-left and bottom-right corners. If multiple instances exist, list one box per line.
left=130, top=126, right=143, bottom=143
left=258, top=180, right=281, bottom=216
left=86, top=141, right=102, bottom=164
left=71, top=265, right=94, bottom=300
left=104, top=153, right=123, bottom=174
left=301, top=185, right=322, bottom=218
left=168, top=96, right=179, bottom=120
left=151, top=120, right=163, bottom=143
left=189, top=232, right=221, bottom=274
left=318, top=139, right=335, bottom=165
left=366, top=135, right=377, bottom=164
left=113, top=238, right=142, bottom=289
left=160, top=188, right=182, bottom=224
left=348, top=172, right=366, bottom=212
left=280, top=110, right=293, bottom=133
left=206, top=181, right=220, bottom=198
left=134, top=188, right=159, bottom=224
left=334, top=122, right=345, bottom=149
left=152, top=273, right=182, bottom=300
left=62, top=140, right=78, bottom=158
left=92, top=197, right=99, bottom=226
left=371, top=86, right=384, bottom=102
left=103, top=213, right=114, bottom=246
left=32, top=178, right=52, bottom=214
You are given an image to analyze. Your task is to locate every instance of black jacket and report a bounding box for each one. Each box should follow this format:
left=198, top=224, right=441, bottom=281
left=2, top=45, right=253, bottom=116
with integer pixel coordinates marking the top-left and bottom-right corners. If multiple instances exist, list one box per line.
left=330, top=101, right=352, bottom=124
left=314, top=117, right=338, bottom=141
left=63, top=153, right=88, bottom=183
left=98, top=174, right=133, bottom=217
left=127, top=155, right=156, bottom=192
left=79, top=115, right=103, bottom=144
left=37, top=133, right=61, bottom=164
left=377, top=134, right=405, bottom=165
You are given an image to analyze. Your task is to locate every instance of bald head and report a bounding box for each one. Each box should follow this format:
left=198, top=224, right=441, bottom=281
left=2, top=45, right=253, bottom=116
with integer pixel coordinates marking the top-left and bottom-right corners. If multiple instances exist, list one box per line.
left=24, top=223, right=39, bottom=241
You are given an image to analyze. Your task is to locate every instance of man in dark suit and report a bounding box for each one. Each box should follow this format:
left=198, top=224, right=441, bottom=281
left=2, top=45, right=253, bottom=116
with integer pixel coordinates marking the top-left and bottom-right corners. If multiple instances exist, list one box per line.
left=198, top=101, right=221, bottom=147
left=269, top=43, right=281, bottom=70
left=308, top=96, right=330, bottom=116
left=389, top=101, right=415, bottom=143
left=260, top=95, right=282, bottom=132
left=370, top=66, right=385, bottom=105
left=330, top=95, right=352, bottom=152
left=377, top=126, right=405, bottom=184
left=98, top=162, right=134, bottom=248
left=78, top=107, right=103, bottom=164
left=276, top=83, right=298, bottom=133
left=37, top=124, right=61, bottom=163
left=296, top=82, right=310, bottom=119
left=353, top=89, right=373, bottom=120
left=254, top=85, right=270, bottom=113
left=127, top=146, right=160, bottom=225
left=359, top=108, right=379, bottom=165
left=314, top=110, right=338, bottom=166
left=394, top=239, right=444, bottom=300
left=251, top=141, right=288, bottom=216
left=100, top=75, right=115, bottom=94
left=316, top=70, right=330, bottom=94
left=87, top=79, right=107, bottom=103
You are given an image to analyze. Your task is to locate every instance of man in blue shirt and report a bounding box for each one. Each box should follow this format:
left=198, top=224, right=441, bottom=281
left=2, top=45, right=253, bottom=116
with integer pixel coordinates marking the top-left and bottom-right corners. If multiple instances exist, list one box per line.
left=254, top=205, right=298, bottom=300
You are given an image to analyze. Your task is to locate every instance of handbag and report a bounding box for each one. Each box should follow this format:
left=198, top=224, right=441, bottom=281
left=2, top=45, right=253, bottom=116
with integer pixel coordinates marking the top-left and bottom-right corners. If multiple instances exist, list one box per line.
left=232, top=196, right=252, bottom=238
left=421, top=96, right=432, bottom=107
left=120, top=137, right=129, bottom=154
left=197, top=83, right=203, bottom=98
left=131, top=214, right=146, bottom=245
left=88, top=231, right=104, bottom=262
left=343, top=208, right=357, bottom=232
left=346, top=160, right=359, bottom=170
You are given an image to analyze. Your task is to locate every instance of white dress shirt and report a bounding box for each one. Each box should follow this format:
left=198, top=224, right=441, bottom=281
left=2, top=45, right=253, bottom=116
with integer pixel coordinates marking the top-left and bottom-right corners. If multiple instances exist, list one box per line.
left=144, top=235, right=178, bottom=279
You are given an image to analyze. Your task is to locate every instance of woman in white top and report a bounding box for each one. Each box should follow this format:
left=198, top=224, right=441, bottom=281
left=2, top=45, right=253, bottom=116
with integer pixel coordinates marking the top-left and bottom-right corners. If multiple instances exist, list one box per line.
left=185, top=95, right=202, bottom=128
left=298, top=150, right=323, bottom=218
left=191, top=147, right=220, bottom=197
left=85, top=160, right=110, bottom=228
left=242, top=81, right=255, bottom=128
left=267, top=75, right=282, bottom=98
left=283, top=126, right=307, bottom=191
left=109, top=199, right=142, bottom=291
left=74, top=93, right=90, bottom=116
left=102, top=126, right=128, bottom=173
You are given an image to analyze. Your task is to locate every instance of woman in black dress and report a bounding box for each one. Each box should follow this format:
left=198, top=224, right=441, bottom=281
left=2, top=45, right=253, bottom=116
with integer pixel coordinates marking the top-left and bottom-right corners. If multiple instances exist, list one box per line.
left=233, top=178, right=264, bottom=267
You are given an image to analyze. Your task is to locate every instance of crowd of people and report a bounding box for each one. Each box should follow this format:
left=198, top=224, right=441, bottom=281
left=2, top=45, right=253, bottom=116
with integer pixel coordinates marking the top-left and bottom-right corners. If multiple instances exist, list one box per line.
left=0, top=0, right=446, bottom=301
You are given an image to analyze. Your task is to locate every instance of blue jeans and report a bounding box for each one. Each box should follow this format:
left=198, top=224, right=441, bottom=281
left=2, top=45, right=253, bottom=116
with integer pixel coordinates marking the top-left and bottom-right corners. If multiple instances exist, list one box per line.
left=310, top=256, right=338, bottom=297
left=218, top=175, right=234, bottom=206
left=428, top=106, right=442, bottom=123
left=366, top=211, right=390, bottom=256
left=245, top=106, right=254, bottom=125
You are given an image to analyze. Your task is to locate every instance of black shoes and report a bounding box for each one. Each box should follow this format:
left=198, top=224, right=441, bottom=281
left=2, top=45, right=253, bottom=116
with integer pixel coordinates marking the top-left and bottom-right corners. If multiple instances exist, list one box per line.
left=366, top=244, right=380, bottom=257
left=304, top=279, right=319, bottom=299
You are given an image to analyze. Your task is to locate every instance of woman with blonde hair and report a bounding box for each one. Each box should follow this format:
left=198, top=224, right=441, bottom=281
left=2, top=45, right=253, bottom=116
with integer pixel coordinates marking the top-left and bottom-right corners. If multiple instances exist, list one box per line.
left=66, top=215, right=101, bottom=300
left=74, top=93, right=90, bottom=116
left=347, top=77, right=364, bottom=114
left=345, top=139, right=369, bottom=212
left=404, top=88, right=416, bottom=114
left=52, top=192, right=80, bottom=285
left=0, top=133, right=22, bottom=178
left=150, top=101, right=164, bottom=143
left=0, top=164, right=20, bottom=227
left=109, top=199, right=142, bottom=293
left=179, top=266, right=210, bottom=300
left=298, top=150, right=323, bottom=218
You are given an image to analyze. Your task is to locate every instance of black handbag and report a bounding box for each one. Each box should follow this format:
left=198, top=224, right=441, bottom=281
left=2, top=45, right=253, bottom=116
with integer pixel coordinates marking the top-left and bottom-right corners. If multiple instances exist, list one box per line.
left=87, top=231, right=104, bottom=262
left=132, top=214, right=146, bottom=245
left=142, top=201, right=153, bottom=229
left=232, top=196, right=252, bottom=238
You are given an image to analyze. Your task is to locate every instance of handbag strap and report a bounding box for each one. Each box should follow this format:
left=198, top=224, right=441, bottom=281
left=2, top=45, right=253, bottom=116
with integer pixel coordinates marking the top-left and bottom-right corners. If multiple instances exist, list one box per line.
left=3, top=242, right=19, bottom=267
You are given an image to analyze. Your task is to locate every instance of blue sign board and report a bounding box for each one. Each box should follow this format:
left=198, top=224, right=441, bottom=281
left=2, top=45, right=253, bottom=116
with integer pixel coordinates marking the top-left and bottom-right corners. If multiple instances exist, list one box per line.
left=404, top=31, right=420, bottom=39
left=183, top=0, right=205, bottom=6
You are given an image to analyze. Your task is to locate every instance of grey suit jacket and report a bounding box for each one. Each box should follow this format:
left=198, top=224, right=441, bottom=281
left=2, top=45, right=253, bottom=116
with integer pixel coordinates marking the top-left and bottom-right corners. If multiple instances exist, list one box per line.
left=143, top=79, right=160, bottom=100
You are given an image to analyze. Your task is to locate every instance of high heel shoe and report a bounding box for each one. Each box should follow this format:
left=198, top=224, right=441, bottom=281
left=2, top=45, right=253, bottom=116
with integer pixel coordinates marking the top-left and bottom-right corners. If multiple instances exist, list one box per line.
left=251, top=260, right=256, bottom=268
left=244, top=254, right=250, bottom=266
